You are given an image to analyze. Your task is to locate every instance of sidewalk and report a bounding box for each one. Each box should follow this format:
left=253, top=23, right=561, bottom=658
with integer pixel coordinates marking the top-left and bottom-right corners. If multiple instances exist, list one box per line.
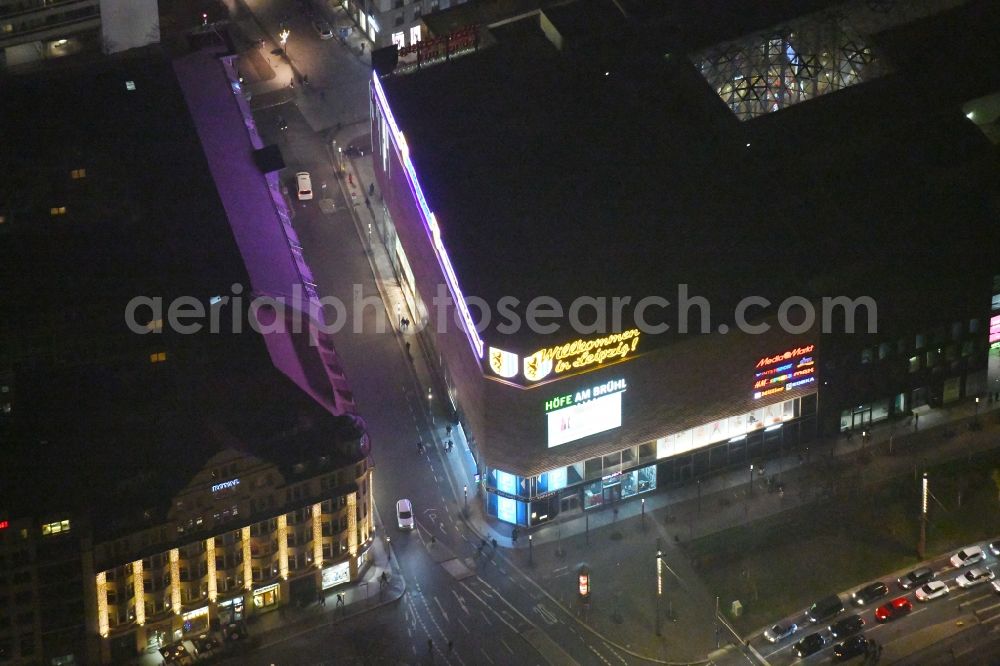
left=133, top=507, right=404, bottom=665
left=331, top=129, right=1000, bottom=663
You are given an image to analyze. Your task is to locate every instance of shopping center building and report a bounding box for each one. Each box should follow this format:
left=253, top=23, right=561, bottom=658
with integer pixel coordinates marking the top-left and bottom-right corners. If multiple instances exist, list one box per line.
left=368, top=0, right=1000, bottom=526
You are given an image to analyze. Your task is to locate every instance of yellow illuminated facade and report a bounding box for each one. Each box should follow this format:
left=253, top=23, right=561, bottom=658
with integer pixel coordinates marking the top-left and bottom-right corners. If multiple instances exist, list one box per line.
left=88, top=452, right=374, bottom=662
left=133, top=558, right=144, bottom=626
left=206, top=537, right=217, bottom=601
left=96, top=571, right=109, bottom=637
left=277, top=514, right=289, bottom=580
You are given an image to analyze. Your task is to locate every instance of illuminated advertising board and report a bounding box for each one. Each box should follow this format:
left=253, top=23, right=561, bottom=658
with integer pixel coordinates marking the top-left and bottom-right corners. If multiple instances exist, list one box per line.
left=753, top=345, right=816, bottom=400
left=990, top=314, right=1000, bottom=345
left=545, top=378, right=626, bottom=447
left=322, top=561, right=350, bottom=589
left=487, top=330, right=641, bottom=383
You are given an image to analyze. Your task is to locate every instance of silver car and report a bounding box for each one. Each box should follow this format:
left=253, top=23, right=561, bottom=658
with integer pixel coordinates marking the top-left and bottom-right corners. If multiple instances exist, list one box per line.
left=763, top=622, right=797, bottom=643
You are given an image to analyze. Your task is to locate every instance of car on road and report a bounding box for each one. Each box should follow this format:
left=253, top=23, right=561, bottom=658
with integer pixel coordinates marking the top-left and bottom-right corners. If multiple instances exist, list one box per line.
left=950, top=545, right=984, bottom=568
left=395, top=499, right=414, bottom=530
left=313, top=20, right=334, bottom=40
left=991, top=579, right=1000, bottom=595
left=897, top=566, right=935, bottom=590
left=956, top=567, right=995, bottom=588
left=989, top=542, right=1000, bottom=557
left=829, top=614, right=864, bottom=639
left=764, top=622, right=799, bottom=643
left=915, top=580, right=949, bottom=601
left=805, top=594, right=844, bottom=623
left=851, top=581, right=888, bottom=606
left=875, top=597, right=912, bottom=622
left=833, top=635, right=872, bottom=661
left=296, top=171, right=313, bottom=200
left=793, top=632, right=827, bottom=658
left=762, top=622, right=798, bottom=643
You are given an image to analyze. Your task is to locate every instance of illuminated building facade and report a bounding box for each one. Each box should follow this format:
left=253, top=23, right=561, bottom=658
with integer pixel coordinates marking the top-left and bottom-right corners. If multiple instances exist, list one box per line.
left=370, top=0, right=999, bottom=525
left=86, top=446, right=373, bottom=662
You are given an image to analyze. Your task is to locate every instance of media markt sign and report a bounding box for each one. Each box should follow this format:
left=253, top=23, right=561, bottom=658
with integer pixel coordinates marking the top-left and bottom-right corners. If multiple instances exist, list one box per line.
left=545, top=378, right=627, bottom=447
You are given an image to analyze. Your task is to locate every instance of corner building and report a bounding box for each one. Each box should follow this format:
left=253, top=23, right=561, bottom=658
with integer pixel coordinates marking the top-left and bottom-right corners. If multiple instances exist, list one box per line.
left=369, top=0, right=1000, bottom=526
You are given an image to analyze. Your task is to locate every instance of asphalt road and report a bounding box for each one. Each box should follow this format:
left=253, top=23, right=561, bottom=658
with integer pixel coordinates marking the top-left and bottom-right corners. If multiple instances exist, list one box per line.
left=752, top=541, right=1000, bottom=664
left=232, top=3, right=646, bottom=663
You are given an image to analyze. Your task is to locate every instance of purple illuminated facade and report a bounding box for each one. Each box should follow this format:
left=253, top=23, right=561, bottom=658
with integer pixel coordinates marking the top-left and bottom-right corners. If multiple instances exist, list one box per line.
left=174, top=48, right=358, bottom=419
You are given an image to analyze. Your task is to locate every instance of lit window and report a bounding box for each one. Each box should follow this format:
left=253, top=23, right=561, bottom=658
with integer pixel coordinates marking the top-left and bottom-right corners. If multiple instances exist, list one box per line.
left=42, top=519, right=71, bottom=535
left=0, top=215, right=6, bottom=225
left=49, top=206, right=67, bottom=216
left=146, top=319, right=163, bottom=332
left=3, top=25, right=12, bottom=33
left=149, top=352, right=167, bottom=363
left=70, top=168, right=87, bottom=179
left=392, top=31, right=405, bottom=48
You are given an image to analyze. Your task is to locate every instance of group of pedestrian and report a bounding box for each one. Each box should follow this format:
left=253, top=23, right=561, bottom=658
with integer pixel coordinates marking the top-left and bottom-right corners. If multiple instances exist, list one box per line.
left=400, top=316, right=410, bottom=331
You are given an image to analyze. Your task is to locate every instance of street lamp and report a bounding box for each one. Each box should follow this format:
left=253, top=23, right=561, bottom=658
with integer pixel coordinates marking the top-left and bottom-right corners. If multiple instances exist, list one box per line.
left=528, top=534, right=533, bottom=564
left=655, top=538, right=663, bottom=636
left=641, top=497, right=646, bottom=530
left=463, top=484, right=468, bottom=511
left=749, top=463, right=754, bottom=497
left=918, top=472, right=928, bottom=558
left=279, top=27, right=290, bottom=48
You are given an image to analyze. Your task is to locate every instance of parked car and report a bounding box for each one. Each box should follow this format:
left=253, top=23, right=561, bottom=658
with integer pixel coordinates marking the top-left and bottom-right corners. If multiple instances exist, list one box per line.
left=396, top=498, right=414, bottom=530
left=991, top=579, right=1000, bottom=595
left=956, top=567, right=995, bottom=588
left=851, top=581, right=888, bottom=606
left=829, top=614, right=864, bottom=639
left=989, top=542, right=1000, bottom=557
left=793, top=632, right=827, bottom=658
left=897, top=566, right=934, bottom=590
left=296, top=171, right=313, bottom=201
left=805, top=594, right=844, bottom=623
left=915, top=580, right=950, bottom=601
left=875, top=597, right=912, bottom=622
left=834, top=635, right=872, bottom=661
left=313, top=20, right=334, bottom=40
left=950, top=545, right=984, bottom=568
left=762, top=622, right=798, bottom=643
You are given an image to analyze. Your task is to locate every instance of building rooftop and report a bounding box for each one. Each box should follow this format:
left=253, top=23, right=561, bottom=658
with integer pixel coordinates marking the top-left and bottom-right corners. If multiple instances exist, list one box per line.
left=380, top=0, right=1000, bottom=354
left=0, top=49, right=363, bottom=536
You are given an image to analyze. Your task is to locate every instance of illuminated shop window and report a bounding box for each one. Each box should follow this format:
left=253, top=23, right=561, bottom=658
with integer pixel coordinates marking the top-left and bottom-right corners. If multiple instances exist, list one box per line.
left=49, top=206, right=67, bottom=216
left=41, top=519, right=70, bottom=536
left=392, top=31, right=405, bottom=48
left=149, top=351, right=167, bottom=363
left=70, top=168, right=87, bottom=179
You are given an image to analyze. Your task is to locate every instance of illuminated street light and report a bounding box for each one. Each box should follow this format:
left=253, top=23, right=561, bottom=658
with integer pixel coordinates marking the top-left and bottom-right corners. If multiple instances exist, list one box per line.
left=279, top=27, right=291, bottom=47
left=918, top=472, right=928, bottom=558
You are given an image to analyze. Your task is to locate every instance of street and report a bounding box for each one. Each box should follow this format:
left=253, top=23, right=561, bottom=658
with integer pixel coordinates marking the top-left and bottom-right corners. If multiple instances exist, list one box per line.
left=224, top=1, right=646, bottom=662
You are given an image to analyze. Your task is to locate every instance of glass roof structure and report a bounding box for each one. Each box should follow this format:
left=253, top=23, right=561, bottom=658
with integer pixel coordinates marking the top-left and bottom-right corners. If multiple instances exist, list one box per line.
left=693, top=0, right=970, bottom=120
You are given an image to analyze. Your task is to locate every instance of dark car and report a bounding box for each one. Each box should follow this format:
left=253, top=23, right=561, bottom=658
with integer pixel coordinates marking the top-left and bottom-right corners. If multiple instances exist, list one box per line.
left=829, top=614, right=865, bottom=639
left=851, top=581, right=888, bottom=606
left=897, top=566, right=934, bottom=590
left=805, top=594, right=844, bottom=623
left=794, top=632, right=827, bottom=658
left=875, top=597, right=912, bottom=622
left=834, top=635, right=871, bottom=661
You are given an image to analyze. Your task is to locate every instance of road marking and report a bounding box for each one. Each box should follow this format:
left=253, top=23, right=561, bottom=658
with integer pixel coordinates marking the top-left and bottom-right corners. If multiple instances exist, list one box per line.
left=452, top=589, right=471, bottom=615
left=604, top=642, right=629, bottom=665
left=533, top=603, right=559, bottom=626
left=500, top=639, right=515, bottom=655
left=434, top=595, right=450, bottom=622
left=457, top=617, right=469, bottom=633
left=445, top=504, right=451, bottom=513
left=480, top=648, right=495, bottom=664
left=588, top=644, right=612, bottom=665
left=481, top=609, right=493, bottom=625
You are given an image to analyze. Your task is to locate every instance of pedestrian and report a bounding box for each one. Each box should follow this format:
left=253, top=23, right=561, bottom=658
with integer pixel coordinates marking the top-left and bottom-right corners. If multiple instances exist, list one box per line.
left=491, top=538, right=497, bottom=549
left=446, top=425, right=452, bottom=437
left=290, top=77, right=295, bottom=88
left=405, top=341, right=412, bottom=358
left=427, top=638, right=433, bottom=652
left=360, top=42, right=366, bottom=54
left=369, top=182, right=375, bottom=196
left=447, top=639, right=453, bottom=652
left=365, top=196, right=370, bottom=207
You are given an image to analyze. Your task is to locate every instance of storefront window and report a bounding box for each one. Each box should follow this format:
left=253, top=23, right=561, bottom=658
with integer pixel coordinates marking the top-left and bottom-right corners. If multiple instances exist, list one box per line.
left=583, top=480, right=603, bottom=509
left=602, top=452, right=621, bottom=473
left=638, top=442, right=656, bottom=463
left=252, top=584, right=279, bottom=609
left=584, top=457, right=602, bottom=479
left=497, top=496, right=517, bottom=523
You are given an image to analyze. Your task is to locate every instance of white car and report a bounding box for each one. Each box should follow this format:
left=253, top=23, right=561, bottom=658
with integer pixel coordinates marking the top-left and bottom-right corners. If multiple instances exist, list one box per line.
left=762, top=622, right=798, bottom=643
left=313, top=20, right=334, bottom=40
left=950, top=546, right=984, bottom=568
left=915, top=580, right=949, bottom=601
left=296, top=171, right=313, bottom=201
left=956, top=567, right=995, bottom=588
left=396, top=499, right=414, bottom=530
